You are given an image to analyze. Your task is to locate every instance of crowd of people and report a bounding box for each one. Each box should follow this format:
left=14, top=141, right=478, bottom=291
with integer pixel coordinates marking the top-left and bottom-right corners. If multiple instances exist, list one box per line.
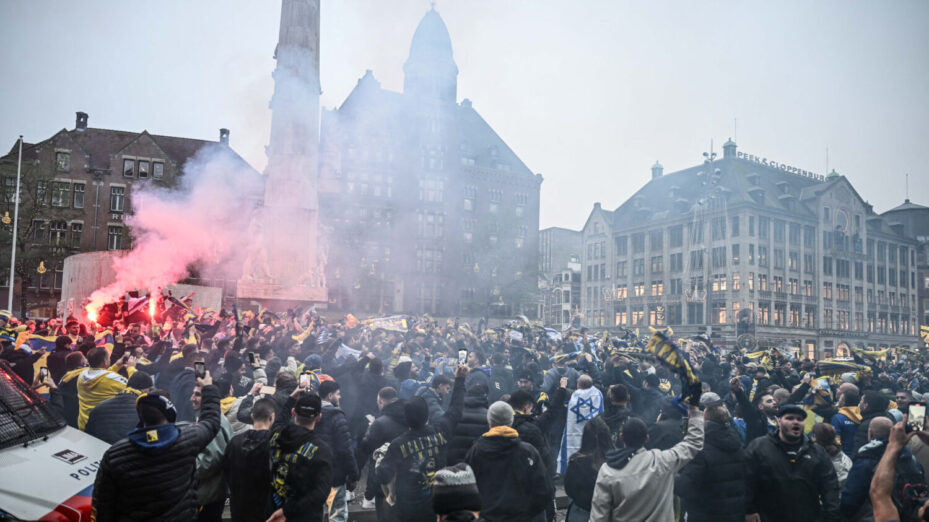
left=3, top=298, right=929, bottom=522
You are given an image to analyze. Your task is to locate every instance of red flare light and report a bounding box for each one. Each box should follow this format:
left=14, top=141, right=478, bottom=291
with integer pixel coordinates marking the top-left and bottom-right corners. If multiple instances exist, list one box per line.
left=87, top=309, right=98, bottom=323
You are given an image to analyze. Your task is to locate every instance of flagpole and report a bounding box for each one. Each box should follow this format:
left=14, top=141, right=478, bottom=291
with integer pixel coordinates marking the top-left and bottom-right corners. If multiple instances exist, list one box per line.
left=8, top=136, right=23, bottom=312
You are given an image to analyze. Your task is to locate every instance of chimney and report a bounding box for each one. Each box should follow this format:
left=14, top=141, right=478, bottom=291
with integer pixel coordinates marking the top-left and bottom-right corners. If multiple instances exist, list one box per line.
left=651, top=160, right=663, bottom=180
left=722, top=138, right=737, bottom=158
left=219, top=128, right=230, bottom=145
left=76, top=111, right=88, bottom=131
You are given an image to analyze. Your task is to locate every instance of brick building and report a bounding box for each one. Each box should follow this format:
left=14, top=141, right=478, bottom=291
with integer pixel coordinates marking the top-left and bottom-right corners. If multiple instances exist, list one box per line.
left=0, top=112, right=256, bottom=318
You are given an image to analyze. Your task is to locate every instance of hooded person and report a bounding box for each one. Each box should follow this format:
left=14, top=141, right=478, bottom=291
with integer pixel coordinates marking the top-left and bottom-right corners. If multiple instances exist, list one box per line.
left=464, top=401, right=552, bottom=522
left=223, top=396, right=275, bottom=522
left=830, top=385, right=861, bottom=456
left=375, top=366, right=469, bottom=522
left=76, top=347, right=130, bottom=430
left=590, top=405, right=704, bottom=522
left=91, top=374, right=222, bottom=521
left=358, top=386, right=407, bottom=517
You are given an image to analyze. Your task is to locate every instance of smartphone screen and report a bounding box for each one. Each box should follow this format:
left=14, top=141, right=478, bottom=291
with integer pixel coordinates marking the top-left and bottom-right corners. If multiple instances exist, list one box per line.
left=299, top=373, right=311, bottom=389
left=194, top=362, right=206, bottom=379
left=247, top=352, right=256, bottom=365
left=39, top=367, right=48, bottom=380
left=458, top=349, right=468, bottom=365
left=908, top=402, right=926, bottom=432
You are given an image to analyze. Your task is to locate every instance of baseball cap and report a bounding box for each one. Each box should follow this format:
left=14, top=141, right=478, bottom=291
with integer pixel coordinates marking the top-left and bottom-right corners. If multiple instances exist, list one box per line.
left=776, top=403, right=807, bottom=419
left=295, top=392, right=322, bottom=418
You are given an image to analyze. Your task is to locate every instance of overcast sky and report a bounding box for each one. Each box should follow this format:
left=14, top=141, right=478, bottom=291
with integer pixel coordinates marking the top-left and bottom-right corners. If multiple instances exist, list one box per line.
left=1, top=1, right=926, bottom=230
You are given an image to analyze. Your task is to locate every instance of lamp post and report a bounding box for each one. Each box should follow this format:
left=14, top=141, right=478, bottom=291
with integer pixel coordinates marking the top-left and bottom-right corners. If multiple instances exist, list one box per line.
left=7, top=136, right=23, bottom=312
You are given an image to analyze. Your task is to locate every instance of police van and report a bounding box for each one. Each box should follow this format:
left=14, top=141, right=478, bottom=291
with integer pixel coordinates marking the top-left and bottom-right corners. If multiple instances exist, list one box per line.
left=0, top=361, right=109, bottom=521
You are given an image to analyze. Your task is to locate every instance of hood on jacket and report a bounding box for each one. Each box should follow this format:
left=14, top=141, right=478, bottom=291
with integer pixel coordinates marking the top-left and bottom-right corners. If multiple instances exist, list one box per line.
left=837, top=406, right=863, bottom=424
left=128, top=423, right=180, bottom=454
left=473, top=426, right=520, bottom=455
left=605, top=446, right=641, bottom=470
left=241, top=429, right=272, bottom=453
left=275, top=423, right=315, bottom=453
left=856, top=437, right=888, bottom=460
left=705, top=420, right=741, bottom=452
left=381, top=399, right=407, bottom=424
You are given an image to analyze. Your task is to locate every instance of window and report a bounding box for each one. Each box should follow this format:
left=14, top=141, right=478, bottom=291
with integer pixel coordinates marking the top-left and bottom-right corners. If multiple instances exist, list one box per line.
left=712, top=218, right=726, bottom=240
left=670, top=278, right=683, bottom=295
left=633, top=283, right=645, bottom=297
left=70, top=222, right=83, bottom=248
left=153, top=161, right=164, bottom=179
left=732, top=244, right=740, bottom=265
left=616, top=286, right=627, bottom=300
left=823, top=206, right=831, bottom=223
left=632, top=233, right=645, bottom=254
left=651, top=280, right=663, bottom=296
left=758, top=246, right=768, bottom=267
left=789, top=278, right=799, bottom=295
left=749, top=244, right=755, bottom=264
left=789, top=223, right=800, bottom=245
left=31, top=220, right=46, bottom=243
left=616, top=261, right=627, bottom=278
left=803, top=280, right=813, bottom=296
left=632, top=306, right=645, bottom=325
left=854, top=261, right=863, bottom=280
left=774, top=249, right=784, bottom=270
left=804, top=253, right=815, bottom=274
left=633, top=259, right=645, bottom=277
left=689, top=250, right=704, bottom=270
left=73, top=183, right=85, bottom=208
left=138, top=160, right=149, bottom=179
left=758, top=216, right=770, bottom=239
left=823, top=256, right=833, bottom=276
left=803, top=226, right=815, bottom=248
left=773, top=220, right=785, bottom=242
left=712, top=246, right=727, bottom=268
left=670, top=253, right=683, bottom=272
left=123, top=158, right=135, bottom=177
left=49, top=220, right=67, bottom=246
left=687, top=303, right=704, bottom=324
left=50, top=181, right=70, bottom=207
left=3, top=177, right=16, bottom=204
left=107, top=226, right=124, bottom=250
left=836, top=259, right=850, bottom=279
left=749, top=216, right=755, bottom=236
left=667, top=304, right=682, bottom=325
left=615, top=236, right=628, bottom=256
left=670, top=225, right=683, bottom=248
left=649, top=306, right=664, bottom=326
left=650, top=230, right=663, bottom=251
left=416, top=247, right=443, bottom=273
left=110, top=186, right=125, bottom=212
left=731, top=216, right=740, bottom=237
left=823, top=282, right=833, bottom=299
left=788, top=251, right=799, bottom=272
left=712, top=274, right=727, bottom=291
left=712, top=302, right=727, bottom=324
left=419, top=178, right=444, bottom=202
left=773, top=276, right=784, bottom=293
left=732, top=273, right=741, bottom=290
left=56, top=151, right=70, bottom=171
left=615, top=311, right=627, bottom=326
left=36, top=180, right=48, bottom=206
left=650, top=256, right=663, bottom=273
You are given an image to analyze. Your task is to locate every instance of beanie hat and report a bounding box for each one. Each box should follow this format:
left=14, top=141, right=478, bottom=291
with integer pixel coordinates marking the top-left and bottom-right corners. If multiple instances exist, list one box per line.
left=0, top=310, right=11, bottom=323
left=127, top=371, right=154, bottom=391
left=404, top=396, right=429, bottom=429
left=432, top=463, right=482, bottom=515
left=487, top=401, right=514, bottom=428
left=305, top=354, right=323, bottom=371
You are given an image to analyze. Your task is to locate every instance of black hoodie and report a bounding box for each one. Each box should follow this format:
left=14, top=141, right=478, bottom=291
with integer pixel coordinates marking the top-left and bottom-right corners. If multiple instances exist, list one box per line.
left=269, top=424, right=333, bottom=522
left=223, top=428, right=272, bottom=522
left=675, top=420, right=748, bottom=522
left=465, top=427, right=552, bottom=522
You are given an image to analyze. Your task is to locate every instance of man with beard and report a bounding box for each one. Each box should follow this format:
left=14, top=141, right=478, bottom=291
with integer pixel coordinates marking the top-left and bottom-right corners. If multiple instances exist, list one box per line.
left=731, top=377, right=779, bottom=443
left=744, top=404, right=840, bottom=522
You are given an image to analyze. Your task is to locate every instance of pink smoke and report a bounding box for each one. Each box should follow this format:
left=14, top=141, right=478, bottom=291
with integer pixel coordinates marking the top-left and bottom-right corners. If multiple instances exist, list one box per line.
left=85, top=145, right=263, bottom=315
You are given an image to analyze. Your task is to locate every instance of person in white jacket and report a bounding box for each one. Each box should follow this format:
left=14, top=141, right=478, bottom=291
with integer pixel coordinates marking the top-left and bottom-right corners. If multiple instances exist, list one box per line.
left=589, top=402, right=704, bottom=521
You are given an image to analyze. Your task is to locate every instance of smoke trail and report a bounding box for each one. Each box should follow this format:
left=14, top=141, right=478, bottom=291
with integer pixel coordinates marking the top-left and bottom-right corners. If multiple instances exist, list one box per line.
left=84, top=145, right=263, bottom=314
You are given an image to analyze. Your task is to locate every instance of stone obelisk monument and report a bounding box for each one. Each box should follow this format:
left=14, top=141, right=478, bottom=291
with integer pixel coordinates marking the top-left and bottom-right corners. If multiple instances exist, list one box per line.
left=237, top=0, right=327, bottom=306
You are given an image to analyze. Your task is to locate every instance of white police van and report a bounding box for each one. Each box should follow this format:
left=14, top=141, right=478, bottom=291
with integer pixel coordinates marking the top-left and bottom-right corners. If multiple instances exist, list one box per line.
left=0, top=361, right=109, bottom=521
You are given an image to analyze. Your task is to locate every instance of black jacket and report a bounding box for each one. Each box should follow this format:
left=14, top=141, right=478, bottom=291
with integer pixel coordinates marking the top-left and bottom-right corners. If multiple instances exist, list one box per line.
left=853, top=410, right=895, bottom=454
left=840, top=438, right=925, bottom=520
left=465, top=428, right=552, bottom=522
left=269, top=424, right=333, bottom=522
left=415, top=385, right=446, bottom=425
left=487, top=365, right=514, bottom=403
left=84, top=389, right=143, bottom=444
left=447, top=393, right=489, bottom=464
left=359, top=399, right=407, bottom=460
left=512, top=411, right=555, bottom=477
left=564, top=453, right=599, bottom=512
left=632, top=386, right=665, bottom=424
left=169, top=367, right=197, bottom=423
left=745, top=432, right=840, bottom=522
left=676, top=420, right=748, bottom=522
left=733, top=387, right=773, bottom=444
left=601, top=404, right=638, bottom=448
left=376, top=375, right=466, bottom=522
left=317, top=402, right=359, bottom=486
left=91, top=384, right=222, bottom=522
left=223, top=429, right=272, bottom=522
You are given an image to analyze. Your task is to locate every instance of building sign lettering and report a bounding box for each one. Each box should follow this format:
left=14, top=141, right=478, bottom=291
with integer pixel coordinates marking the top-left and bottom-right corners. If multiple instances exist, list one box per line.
left=736, top=151, right=825, bottom=181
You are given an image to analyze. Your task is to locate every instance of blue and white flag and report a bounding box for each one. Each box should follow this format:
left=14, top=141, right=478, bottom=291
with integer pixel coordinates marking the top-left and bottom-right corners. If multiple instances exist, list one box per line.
left=559, top=386, right=604, bottom=473
left=316, top=327, right=331, bottom=345
left=335, top=343, right=361, bottom=364
left=545, top=328, right=562, bottom=342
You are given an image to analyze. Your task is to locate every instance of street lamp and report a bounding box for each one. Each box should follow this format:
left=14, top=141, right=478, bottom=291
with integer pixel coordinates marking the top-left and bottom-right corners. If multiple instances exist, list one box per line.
left=7, top=136, right=23, bottom=312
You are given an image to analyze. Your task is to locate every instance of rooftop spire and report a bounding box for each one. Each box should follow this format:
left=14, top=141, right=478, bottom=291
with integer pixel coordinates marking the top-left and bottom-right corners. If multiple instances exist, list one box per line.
left=403, top=8, right=458, bottom=103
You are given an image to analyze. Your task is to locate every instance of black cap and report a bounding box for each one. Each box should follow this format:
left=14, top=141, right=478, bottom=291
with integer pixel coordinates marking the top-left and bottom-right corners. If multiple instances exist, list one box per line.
left=295, top=392, right=322, bottom=418
left=776, top=403, right=807, bottom=419
left=136, top=392, right=177, bottom=425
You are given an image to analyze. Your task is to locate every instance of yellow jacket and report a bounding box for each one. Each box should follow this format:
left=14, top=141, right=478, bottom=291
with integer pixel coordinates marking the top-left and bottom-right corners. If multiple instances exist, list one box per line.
left=76, top=368, right=128, bottom=430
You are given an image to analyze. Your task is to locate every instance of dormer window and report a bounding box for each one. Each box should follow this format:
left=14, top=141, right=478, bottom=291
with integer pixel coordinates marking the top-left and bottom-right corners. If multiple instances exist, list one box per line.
left=138, top=160, right=149, bottom=179
left=153, top=161, right=164, bottom=179
left=123, top=158, right=135, bottom=177
left=55, top=151, right=70, bottom=171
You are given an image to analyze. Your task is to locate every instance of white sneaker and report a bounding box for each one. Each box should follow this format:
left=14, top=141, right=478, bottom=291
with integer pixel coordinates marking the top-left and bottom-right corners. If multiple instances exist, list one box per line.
left=345, top=490, right=355, bottom=502
left=361, top=498, right=375, bottom=509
